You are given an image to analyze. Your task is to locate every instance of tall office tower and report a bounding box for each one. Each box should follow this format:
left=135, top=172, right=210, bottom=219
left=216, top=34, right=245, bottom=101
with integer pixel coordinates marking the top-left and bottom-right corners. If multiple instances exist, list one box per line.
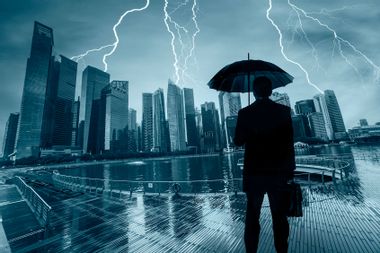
left=313, top=94, right=334, bottom=140
left=100, top=81, right=129, bottom=152
left=137, top=124, right=142, bottom=152
left=200, top=102, right=221, bottom=153
left=167, top=80, right=186, bottom=151
left=142, top=93, right=153, bottom=152
left=308, top=112, right=328, bottom=141
left=51, top=55, right=78, bottom=146
left=324, top=90, right=347, bottom=140
left=77, top=120, right=84, bottom=149
left=219, top=92, right=241, bottom=148
left=292, top=115, right=311, bottom=140
left=128, top=108, right=138, bottom=152
left=81, top=66, right=110, bottom=153
left=153, top=88, right=169, bottom=152
left=16, top=22, right=54, bottom=158
left=270, top=92, right=291, bottom=107
left=2, top=113, right=19, bottom=159
left=71, top=98, right=80, bottom=146
left=295, top=99, right=316, bottom=115
left=359, top=119, right=369, bottom=127
left=183, top=88, right=199, bottom=149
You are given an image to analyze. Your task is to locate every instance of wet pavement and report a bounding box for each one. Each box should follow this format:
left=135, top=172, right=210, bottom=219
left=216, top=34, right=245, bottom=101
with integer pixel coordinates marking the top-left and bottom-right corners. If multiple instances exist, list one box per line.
left=2, top=178, right=380, bottom=253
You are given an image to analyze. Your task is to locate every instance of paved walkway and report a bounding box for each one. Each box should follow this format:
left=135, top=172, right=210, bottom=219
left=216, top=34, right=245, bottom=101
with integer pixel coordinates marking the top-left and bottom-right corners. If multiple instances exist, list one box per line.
left=5, top=179, right=380, bottom=253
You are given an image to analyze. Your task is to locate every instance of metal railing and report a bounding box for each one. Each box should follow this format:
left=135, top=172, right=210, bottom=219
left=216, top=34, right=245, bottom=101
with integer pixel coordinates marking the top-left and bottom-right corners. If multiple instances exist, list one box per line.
left=50, top=156, right=352, bottom=199
left=14, top=176, right=51, bottom=227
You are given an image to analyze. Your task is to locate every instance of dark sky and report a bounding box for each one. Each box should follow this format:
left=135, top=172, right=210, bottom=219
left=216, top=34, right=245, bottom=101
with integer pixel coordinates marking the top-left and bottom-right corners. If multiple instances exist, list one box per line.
left=1, top=0, right=380, bottom=154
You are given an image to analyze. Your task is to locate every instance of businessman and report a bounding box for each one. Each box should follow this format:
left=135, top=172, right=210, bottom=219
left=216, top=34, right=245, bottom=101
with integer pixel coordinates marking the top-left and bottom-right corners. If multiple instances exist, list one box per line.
left=234, top=76, right=296, bottom=253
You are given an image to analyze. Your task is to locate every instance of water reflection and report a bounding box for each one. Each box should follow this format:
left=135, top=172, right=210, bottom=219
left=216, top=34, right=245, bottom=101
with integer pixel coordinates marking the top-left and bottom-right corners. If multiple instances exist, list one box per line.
left=171, top=195, right=202, bottom=239
left=56, top=145, right=380, bottom=203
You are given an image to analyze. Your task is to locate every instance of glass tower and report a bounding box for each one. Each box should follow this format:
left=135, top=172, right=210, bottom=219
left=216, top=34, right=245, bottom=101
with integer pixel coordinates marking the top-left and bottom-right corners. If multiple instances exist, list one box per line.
left=81, top=66, right=110, bottom=153
left=153, top=88, right=169, bottom=152
left=16, top=21, right=54, bottom=158
left=2, top=113, right=19, bottom=158
left=167, top=80, right=186, bottom=151
left=52, top=55, right=78, bottom=146
left=100, top=80, right=129, bottom=152
left=142, top=93, right=153, bottom=152
left=183, top=88, right=199, bottom=149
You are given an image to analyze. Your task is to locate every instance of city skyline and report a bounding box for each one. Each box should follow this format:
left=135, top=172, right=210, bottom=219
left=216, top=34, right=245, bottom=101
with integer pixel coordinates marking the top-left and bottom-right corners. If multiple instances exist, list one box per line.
left=1, top=1, right=380, bottom=152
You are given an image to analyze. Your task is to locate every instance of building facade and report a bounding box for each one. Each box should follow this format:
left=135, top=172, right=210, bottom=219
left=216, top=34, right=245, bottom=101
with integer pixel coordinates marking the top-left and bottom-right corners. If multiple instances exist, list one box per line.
left=270, top=92, right=291, bottom=107
left=128, top=108, right=138, bottom=152
left=218, top=92, right=241, bottom=148
left=324, top=90, right=347, bottom=140
left=51, top=55, right=78, bottom=147
left=81, top=66, right=110, bottom=153
left=308, top=112, right=328, bottom=141
left=16, top=22, right=54, bottom=158
left=2, top=113, right=19, bottom=158
left=100, top=80, right=129, bottom=153
left=295, top=99, right=316, bottom=115
left=200, top=102, right=221, bottom=153
left=142, top=93, right=153, bottom=152
left=183, top=88, right=199, bottom=149
left=167, top=81, right=186, bottom=151
left=153, top=88, right=170, bottom=152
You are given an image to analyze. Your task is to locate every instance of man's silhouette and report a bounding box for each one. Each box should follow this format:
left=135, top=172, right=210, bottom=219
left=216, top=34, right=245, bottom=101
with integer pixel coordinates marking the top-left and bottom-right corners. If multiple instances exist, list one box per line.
left=234, top=76, right=295, bottom=253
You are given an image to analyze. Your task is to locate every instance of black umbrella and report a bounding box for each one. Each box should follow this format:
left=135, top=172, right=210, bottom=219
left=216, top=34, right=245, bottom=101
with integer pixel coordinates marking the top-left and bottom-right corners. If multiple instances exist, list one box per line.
left=208, top=54, right=294, bottom=103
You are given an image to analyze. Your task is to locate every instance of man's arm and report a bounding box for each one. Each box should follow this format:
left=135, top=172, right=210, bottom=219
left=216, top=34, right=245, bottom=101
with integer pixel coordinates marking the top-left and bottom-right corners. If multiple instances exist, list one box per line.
left=234, top=110, right=245, bottom=146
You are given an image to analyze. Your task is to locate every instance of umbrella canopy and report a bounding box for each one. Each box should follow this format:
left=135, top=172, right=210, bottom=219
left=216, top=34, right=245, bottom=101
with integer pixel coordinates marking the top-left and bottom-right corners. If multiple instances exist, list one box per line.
left=208, top=59, right=294, bottom=93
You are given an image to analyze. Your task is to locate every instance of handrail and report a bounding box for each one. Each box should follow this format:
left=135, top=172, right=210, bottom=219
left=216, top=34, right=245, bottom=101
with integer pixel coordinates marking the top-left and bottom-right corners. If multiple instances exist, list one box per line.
left=14, top=176, right=51, bottom=227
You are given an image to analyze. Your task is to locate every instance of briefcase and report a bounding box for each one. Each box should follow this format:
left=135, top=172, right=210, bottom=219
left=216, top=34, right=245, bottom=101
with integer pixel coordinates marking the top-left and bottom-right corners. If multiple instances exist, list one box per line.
left=285, top=181, right=303, bottom=217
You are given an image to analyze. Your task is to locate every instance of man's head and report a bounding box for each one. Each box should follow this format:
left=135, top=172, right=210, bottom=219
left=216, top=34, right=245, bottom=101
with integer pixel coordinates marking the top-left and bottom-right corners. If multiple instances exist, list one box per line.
left=253, top=76, right=272, bottom=99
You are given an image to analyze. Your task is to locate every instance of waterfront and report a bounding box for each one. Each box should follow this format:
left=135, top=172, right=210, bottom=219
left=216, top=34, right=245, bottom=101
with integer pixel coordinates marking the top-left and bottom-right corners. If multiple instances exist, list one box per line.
left=56, top=144, right=380, bottom=203
left=1, top=144, right=380, bottom=252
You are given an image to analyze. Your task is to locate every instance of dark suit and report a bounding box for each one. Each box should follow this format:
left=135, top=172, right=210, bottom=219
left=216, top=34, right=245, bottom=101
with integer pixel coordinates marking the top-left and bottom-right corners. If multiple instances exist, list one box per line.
left=234, top=98, right=295, bottom=253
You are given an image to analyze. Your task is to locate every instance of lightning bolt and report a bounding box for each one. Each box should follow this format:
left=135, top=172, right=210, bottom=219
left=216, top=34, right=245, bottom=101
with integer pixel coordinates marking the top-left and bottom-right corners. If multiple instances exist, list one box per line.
left=267, top=0, right=380, bottom=93
left=102, top=0, right=150, bottom=72
left=163, top=0, right=200, bottom=85
left=183, top=0, right=200, bottom=83
left=164, top=0, right=182, bottom=84
left=70, top=0, right=150, bottom=72
left=70, top=45, right=113, bottom=62
left=287, top=0, right=380, bottom=80
left=266, top=0, right=324, bottom=93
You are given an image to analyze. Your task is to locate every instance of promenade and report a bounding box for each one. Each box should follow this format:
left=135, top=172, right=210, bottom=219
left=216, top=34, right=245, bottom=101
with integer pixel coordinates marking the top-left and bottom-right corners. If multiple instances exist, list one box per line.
left=1, top=172, right=380, bottom=252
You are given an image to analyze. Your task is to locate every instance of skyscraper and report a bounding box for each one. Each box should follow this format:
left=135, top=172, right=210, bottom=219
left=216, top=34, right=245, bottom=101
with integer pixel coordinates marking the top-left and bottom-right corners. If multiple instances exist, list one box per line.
left=292, top=115, right=311, bottom=140
left=128, top=108, right=138, bottom=152
left=81, top=66, right=110, bottom=153
left=71, top=98, right=80, bottom=147
left=51, top=55, right=78, bottom=146
left=16, top=21, right=54, bottom=158
left=313, top=94, right=334, bottom=140
left=142, top=93, right=153, bottom=152
left=100, top=80, right=129, bottom=152
left=308, top=112, right=328, bottom=141
left=2, top=113, right=19, bottom=159
left=324, top=90, right=347, bottom=140
left=167, top=80, right=186, bottom=151
left=270, top=92, right=291, bottom=107
left=295, top=99, right=316, bottom=115
left=183, top=88, right=199, bottom=149
left=153, top=88, right=169, bottom=152
left=219, top=92, right=241, bottom=148
left=200, top=102, right=221, bottom=153
left=314, top=90, right=346, bottom=140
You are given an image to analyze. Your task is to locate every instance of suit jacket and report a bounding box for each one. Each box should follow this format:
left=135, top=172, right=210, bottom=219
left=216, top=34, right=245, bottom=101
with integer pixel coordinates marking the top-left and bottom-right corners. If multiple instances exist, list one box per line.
left=234, top=98, right=296, bottom=192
